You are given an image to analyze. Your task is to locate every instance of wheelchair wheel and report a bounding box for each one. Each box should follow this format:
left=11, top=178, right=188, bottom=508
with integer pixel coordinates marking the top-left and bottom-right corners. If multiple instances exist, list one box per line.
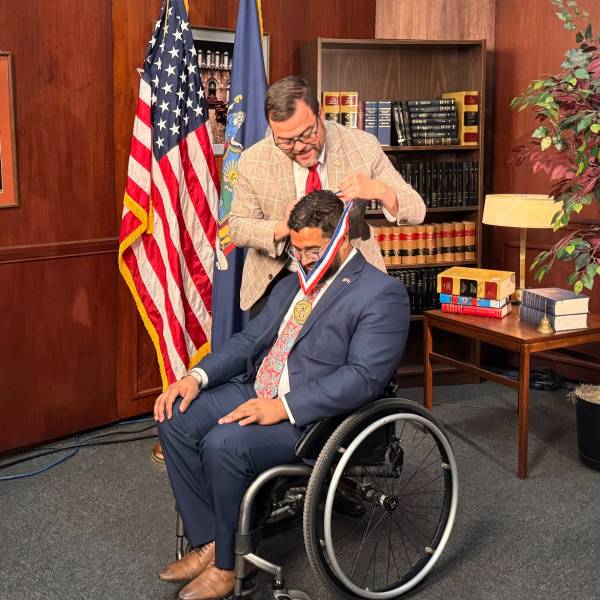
left=303, top=398, right=458, bottom=599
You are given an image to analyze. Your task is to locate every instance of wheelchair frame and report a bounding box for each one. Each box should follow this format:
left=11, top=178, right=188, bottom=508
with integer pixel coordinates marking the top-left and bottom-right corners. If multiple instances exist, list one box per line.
left=174, top=398, right=459, bottom=600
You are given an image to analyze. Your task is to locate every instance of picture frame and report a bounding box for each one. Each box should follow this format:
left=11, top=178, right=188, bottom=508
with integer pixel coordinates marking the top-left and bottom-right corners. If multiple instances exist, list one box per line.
left=0, top=51, right=18, bottom=208
left=191, top=26, right=270, bottom=155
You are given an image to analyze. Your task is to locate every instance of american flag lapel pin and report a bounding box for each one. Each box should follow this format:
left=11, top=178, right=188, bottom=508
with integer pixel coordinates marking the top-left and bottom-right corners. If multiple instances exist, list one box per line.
left=342, top=277, right=351, bottom=284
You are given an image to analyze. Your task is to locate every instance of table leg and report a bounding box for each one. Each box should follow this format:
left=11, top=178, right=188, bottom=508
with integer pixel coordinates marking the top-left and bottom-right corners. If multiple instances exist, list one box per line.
left=517, top=345, right=530, bottom=479
left=424, top=316, right=433, bottom=411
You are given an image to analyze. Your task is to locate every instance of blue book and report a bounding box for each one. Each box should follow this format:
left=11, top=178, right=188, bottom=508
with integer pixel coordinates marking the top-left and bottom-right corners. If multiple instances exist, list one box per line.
left=377, top=100, right=392, bottom=145
left=521, top=288, right=589, bottom=315
left=439, top=294, right=508, bottom=308
left=364, top=100, right=378, bottom=138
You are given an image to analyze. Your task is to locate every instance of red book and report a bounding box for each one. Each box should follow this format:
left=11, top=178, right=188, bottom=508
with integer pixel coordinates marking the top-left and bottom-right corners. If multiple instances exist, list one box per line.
left=441, top=302, right=512, bottom=319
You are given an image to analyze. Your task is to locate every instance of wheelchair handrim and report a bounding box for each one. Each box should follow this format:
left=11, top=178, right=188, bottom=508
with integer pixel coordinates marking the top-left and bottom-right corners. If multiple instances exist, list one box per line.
left=323, top=412, right=459, bottom=599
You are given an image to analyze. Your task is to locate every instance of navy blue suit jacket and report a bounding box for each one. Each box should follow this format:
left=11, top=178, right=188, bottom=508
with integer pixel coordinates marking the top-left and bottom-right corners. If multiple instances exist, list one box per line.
left=197, top=253, right=410, bottom=427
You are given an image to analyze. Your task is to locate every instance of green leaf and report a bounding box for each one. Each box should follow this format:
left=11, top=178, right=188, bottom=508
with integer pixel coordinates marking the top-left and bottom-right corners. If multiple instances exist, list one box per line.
left=567, top=76, right=578, bottom=86
left=565, top=244, right=576, bottom=254
left=574, top=280, right=584, bottom=293
left=575, top=252, right=590, bottom=270
left=556, top=11, right=567, bottom=21
left=575, top=67, right=590, bottom=79
left=577, top=117, right=592, bottom=132
left=582, top=273, right=594, bottom=289
left=576, top=32, right=584, bottom=43
left=568, top=271, right=580, bottom=285
left=566, top=22, right=577, bottom=31
left=532, top=126, right=548, bottom=138
left=573, top=202, right=583, bottom=213
left=533, top=80, right=544, bottom=90
left=591, top=123, right=600, bottom=133
left=586, top=263, right=597, bottom=277
left=585, top=23, right=593, bottom=39
left=541, top=136, right=553, bottom=151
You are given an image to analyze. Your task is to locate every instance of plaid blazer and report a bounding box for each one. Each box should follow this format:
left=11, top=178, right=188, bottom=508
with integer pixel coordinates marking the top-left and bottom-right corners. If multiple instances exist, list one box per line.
left=229, top=121, right=425, bottom=310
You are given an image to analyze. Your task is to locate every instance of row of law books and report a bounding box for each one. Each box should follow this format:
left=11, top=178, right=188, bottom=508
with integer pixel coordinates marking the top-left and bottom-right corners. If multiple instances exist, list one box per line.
left=389, top=267, right=445, bottom=315
left=519, top=288, right=590, bottom=331
left=372, top=221, right=477, bottom=267
left=390, top=159, right=479, bottom=208
left=322, top=92, right=479, bottom=146
left=436, top=267, right=516, bottom=318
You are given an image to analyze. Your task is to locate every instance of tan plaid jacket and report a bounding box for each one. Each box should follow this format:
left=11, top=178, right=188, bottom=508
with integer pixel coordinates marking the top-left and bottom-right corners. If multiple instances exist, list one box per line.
left=229, top=121, right=426, bottom=311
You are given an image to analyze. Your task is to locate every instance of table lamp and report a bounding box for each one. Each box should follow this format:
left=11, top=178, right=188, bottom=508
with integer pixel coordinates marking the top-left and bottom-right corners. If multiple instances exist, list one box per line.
left=482, top=194, right=557, bottom=302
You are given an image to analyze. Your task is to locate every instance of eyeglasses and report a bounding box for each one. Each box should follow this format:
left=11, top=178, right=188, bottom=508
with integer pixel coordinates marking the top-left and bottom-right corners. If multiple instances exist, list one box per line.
left=273, top=118, right=319, bottom=150
left=287, top=241, right=327, bottom=263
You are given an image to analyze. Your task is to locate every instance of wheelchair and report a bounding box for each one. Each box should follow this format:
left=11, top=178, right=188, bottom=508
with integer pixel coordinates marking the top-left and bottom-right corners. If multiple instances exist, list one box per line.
left=174, top=395, right=458, bottom=600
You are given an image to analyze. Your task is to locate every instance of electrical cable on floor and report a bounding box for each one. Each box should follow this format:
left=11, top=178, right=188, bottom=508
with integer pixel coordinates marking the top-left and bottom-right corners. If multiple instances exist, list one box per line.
left=0, top=418, right=158, bottom=481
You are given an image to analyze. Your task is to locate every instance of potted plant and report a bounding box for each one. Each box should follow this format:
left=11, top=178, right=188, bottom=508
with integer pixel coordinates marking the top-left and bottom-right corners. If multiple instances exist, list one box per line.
left=568, top=384, right=600, bottom=470
left=511, top=0, right=600, bottom=293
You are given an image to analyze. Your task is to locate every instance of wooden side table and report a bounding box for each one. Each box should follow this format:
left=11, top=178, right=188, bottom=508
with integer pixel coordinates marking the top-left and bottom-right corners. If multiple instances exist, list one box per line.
left=423, top=309, right=600, bottom=479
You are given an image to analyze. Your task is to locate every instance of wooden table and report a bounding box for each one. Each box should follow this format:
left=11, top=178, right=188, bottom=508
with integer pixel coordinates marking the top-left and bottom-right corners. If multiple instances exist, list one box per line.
left=423, top=309, right=600, bottom=479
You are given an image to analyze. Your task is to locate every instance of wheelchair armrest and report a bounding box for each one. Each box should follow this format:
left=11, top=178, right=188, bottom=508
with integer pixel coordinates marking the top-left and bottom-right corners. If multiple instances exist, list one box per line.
left=294, top=415, right=345, bottom=460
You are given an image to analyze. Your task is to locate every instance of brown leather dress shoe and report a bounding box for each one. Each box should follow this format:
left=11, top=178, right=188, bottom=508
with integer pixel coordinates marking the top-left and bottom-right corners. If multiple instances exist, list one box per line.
left=159, top=542, right=215, bottom=582
left=178, top=564, right=235, bottom=600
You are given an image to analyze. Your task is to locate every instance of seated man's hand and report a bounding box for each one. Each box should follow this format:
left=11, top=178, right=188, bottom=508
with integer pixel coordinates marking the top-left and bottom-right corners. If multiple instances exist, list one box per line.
left=218, top=397, right=288, bottom=427
left=154, top=376, right=200, bottom=423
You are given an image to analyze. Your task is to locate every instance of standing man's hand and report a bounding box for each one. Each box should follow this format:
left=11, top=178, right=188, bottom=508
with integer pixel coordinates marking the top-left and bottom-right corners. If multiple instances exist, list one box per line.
left=274, top=198, right=302, bottom=242
left=218, top=397, right=288, bottom=426
left=154, top=376, right=200, bottom=422
left=338, top=172, right=399, bottom=214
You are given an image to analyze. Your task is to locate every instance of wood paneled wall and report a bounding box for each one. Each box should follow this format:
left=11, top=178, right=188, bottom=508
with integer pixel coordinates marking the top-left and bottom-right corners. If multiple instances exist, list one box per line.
left=0, top=1, right=117, bottom=453
left=492, top=0, right=600, bottom=381
left=113, top=1, right=378, bottom=419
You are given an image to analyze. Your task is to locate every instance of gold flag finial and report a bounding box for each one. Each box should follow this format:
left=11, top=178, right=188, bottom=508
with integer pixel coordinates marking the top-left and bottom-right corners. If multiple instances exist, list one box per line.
left=256, top=0, right=264, bottom=38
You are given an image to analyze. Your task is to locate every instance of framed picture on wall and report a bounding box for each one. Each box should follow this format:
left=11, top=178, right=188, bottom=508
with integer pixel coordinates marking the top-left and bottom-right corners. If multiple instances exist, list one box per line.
left=191, top=26, right=269, bottom=155
left=0, top=51, right=18, bottom=208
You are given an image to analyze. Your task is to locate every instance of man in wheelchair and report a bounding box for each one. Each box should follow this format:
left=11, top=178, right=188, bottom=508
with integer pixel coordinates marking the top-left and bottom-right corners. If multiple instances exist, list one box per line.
left=154, top=190, right=410, bottom=600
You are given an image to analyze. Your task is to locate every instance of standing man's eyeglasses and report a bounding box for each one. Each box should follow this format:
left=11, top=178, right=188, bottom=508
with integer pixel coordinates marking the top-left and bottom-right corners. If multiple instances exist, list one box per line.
left=273, top=118, right=319, bottom=150
left=286, top=241, right=328, bottom=263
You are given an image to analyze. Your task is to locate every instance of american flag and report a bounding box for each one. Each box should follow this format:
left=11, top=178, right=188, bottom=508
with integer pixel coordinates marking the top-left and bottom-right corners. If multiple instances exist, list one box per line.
left=118, top=0, right=219, bottom=389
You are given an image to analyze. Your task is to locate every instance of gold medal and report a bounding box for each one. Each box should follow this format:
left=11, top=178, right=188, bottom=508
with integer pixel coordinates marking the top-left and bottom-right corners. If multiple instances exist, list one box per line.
left=293, top=299, right=313, bottom=324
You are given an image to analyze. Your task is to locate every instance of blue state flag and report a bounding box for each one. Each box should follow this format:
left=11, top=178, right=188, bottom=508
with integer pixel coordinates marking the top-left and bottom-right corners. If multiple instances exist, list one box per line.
left=210, top=0, right=268, bottom=349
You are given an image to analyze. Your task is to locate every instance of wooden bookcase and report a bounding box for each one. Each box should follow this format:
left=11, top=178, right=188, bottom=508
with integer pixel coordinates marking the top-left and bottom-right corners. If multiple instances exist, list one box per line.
left=300, top=38, right=486, bottom=385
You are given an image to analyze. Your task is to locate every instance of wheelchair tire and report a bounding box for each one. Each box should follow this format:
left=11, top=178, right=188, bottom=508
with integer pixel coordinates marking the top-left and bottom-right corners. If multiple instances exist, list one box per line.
left=303, top=398, right=458, bottom=599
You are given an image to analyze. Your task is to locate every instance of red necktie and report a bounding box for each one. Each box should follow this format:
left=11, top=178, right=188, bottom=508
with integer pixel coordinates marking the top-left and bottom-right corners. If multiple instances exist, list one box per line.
left=305, top=163, right=322, bottom=195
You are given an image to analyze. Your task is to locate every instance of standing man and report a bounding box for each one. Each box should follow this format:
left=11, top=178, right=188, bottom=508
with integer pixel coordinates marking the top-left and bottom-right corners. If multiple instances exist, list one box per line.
left=229, top=75, right=425, bottom=314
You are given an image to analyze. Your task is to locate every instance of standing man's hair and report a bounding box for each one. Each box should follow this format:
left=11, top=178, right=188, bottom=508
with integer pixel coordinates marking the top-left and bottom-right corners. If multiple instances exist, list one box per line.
left=288, top=191, right=343, bottom=237
left=264, top=75, right=320, bottom=122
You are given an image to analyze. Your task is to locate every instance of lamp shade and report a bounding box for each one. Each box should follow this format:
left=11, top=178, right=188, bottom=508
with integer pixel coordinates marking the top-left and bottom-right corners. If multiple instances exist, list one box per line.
left=482, top=194, right=557, bottom=228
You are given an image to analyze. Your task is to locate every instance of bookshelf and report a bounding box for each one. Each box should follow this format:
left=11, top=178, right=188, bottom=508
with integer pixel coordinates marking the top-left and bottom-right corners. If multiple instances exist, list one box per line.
left=301, top=38, right=486, bottom=385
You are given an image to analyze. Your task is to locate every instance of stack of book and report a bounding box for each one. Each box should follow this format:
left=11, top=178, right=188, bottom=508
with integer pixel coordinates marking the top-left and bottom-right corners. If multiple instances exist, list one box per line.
left=389, top=267, right=445, bottom=314
left=436, top=266, right=515, bottom=318
left=519, top=288, right=590, bottom=331
left=392, top=98, right=458, bottom=146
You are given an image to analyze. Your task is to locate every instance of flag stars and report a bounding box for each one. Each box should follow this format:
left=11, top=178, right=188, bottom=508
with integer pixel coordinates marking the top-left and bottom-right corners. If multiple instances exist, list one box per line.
left=174, top=106, right=182, bottom=118
left=154, top=57, right=162, bottom=70
left=159, top=99, right=170, bottom=113
left=161, top=81, right=173, bottom=94
left=186, top=97, right=194, bottom=108
left=193, top=105, right=203, bottom=117
left=168, top=46, right=180, bottom=60
left=157, top=117, right=167, bottom=131
left=173, top=29, right=183, bottom=42
left=156, top=136, right=165, bottom=149
left=176, top=89, right=185, bottom=102
left=181, top=21, right=189, bottom=32
left=179, top=72, right=187, bottom=84
left=170, top=123, right=180, bottom=136
left=165, top=64, right=176, bottom=77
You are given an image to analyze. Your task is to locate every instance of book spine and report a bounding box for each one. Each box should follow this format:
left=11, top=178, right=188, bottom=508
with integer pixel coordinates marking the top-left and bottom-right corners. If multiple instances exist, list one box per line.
left=411, top=124, right=458, bottom=132
left=377, top=100, right=392, bottom=145
left=442, top=91, right=479, bottom=145
left=408, top=99, right=456, bottom=108
left=391, top=101, right=406, bottom=146
left=410, top=110, right=458, bottom=118
left=323, top=91, right=340, bottom=122
left=439, top=294, right=507, bottom=308
left=357, top=100, right=365, bottom=130
left=441, top=303, right=509, bottom=318
left=401, top=101, right=413, bottom=145
left=518, top=305, right=546, bottom=326
left=463, top=220, right=476, bottom=261
left=364, top=100, right=378, bottom=137
left=521, top=290, right=556, bottom=314
left=340, top=91, right=358, bottom=129
left=409, top=117, right=457, bottom=125
left=454, top=221, right=465, bottom=261
left=412, top=137, right=460, bottom=146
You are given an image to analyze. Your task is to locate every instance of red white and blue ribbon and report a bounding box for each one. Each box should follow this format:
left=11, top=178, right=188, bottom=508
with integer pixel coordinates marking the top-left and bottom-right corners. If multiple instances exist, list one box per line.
left=295, top=200, right=353, bottom=295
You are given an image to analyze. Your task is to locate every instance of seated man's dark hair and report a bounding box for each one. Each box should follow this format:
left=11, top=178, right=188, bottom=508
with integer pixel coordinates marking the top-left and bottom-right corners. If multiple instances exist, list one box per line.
left=288, top=190, right=344, bottom=237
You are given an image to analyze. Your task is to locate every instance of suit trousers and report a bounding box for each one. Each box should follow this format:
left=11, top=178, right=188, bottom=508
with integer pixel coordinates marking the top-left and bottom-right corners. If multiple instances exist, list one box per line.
left=157, top=380, right=302, bottom=569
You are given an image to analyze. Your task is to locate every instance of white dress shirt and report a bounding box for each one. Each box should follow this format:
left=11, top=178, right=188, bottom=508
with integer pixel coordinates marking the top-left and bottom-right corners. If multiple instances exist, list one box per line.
left=190, top=248, right=358, bottom=425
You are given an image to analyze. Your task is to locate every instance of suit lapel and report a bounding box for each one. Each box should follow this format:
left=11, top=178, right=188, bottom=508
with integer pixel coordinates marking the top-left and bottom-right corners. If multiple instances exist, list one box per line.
left=293, top=253, right=366, bottom=347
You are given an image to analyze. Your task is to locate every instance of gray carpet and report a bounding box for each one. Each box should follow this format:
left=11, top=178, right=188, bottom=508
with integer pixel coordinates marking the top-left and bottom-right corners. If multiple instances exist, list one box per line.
left=1, top=382, right=599, bottom=600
